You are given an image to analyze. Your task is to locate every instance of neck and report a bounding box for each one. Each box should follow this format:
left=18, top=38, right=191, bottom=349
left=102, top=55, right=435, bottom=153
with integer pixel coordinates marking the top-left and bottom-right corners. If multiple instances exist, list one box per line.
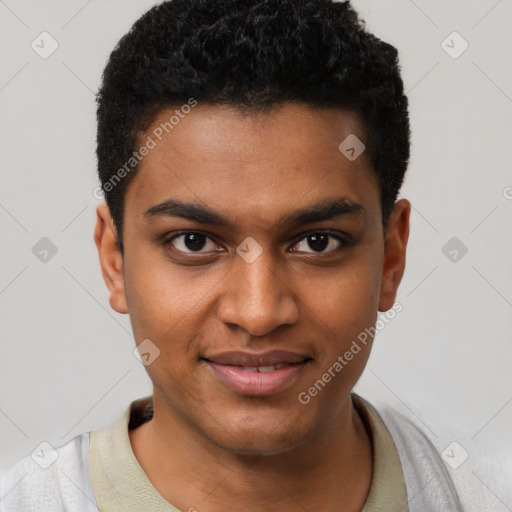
left=129, top=393, right=373, bottom=512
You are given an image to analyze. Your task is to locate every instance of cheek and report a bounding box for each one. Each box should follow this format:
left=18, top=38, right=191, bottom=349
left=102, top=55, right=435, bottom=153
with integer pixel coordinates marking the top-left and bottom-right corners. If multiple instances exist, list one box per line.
left=302, top=251, right=382, bottom=336
left=123, top=245, right=218, bottom=339
left=124, top=259, right=210, bottom=393
left=297, top=266, right=379, bottom=415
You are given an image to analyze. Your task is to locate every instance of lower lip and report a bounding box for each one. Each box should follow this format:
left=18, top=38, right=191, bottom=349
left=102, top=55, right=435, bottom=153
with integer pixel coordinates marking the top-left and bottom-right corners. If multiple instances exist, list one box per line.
left=204, top=361, right=309, bottom=396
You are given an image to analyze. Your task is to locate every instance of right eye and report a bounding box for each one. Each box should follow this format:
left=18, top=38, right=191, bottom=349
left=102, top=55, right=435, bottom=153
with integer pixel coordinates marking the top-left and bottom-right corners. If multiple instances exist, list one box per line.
left=164, top=231, right=224, bottom=255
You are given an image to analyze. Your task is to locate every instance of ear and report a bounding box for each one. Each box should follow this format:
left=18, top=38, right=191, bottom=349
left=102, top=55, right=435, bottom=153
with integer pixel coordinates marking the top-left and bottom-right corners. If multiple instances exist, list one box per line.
left=94, top=203, right=128, bottom=314
left=378, top=199, right=411, bottom=312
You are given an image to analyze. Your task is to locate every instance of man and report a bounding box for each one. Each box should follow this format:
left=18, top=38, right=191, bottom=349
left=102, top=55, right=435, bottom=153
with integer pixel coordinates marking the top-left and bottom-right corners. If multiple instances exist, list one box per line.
left=0, top=0, right=467, bottom=510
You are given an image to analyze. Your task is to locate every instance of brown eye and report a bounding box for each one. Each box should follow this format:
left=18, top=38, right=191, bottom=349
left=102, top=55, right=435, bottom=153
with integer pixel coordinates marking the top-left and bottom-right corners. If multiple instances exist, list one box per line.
left=167, top=232, right=221, bottom=253
left=291, top=232, right=347, bottom=254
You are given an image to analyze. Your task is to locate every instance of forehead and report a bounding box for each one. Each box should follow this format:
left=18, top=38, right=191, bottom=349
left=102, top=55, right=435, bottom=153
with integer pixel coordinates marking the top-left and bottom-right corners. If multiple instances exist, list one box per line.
left=125, top=103, right=380, bottom=227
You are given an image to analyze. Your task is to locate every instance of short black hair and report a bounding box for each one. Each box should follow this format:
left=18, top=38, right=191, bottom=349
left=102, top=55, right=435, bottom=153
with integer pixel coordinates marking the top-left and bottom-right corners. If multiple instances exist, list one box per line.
left=96, top=0, right=410, bottom=252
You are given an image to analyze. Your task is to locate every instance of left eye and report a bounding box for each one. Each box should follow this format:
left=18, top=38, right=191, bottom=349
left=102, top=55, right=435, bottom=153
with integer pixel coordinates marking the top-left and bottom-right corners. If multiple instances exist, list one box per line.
left=291, top=232, right=344, bottom=253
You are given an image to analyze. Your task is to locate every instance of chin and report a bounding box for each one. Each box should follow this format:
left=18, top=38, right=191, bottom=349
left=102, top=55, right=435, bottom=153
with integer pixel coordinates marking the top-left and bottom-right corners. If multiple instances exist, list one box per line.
left=212, top=434, right=305, bottom=458
left=202, top=412, right=314, bottom=457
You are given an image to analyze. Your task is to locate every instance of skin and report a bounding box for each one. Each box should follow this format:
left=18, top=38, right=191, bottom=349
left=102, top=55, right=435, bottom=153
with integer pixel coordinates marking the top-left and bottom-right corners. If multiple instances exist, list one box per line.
left=94, top=102, right=410, bottom=511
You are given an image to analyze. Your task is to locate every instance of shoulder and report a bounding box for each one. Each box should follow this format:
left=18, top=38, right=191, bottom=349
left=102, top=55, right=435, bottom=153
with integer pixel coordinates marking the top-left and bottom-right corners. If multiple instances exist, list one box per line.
left=1, top=432, right=99, bottom=512
left=374, top=400, right=512, bottom=512
left=375, top=404, right=462, bottom=510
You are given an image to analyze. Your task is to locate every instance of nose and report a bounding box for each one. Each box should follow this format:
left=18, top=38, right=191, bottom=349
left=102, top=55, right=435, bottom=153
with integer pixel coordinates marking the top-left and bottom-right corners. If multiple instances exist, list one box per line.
left=217, top=249, right=299, bottom=337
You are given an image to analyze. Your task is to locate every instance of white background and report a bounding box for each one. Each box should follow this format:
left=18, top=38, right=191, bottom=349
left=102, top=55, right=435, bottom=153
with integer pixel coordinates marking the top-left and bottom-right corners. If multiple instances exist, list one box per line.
left=0, top=0, right=511, bottom=506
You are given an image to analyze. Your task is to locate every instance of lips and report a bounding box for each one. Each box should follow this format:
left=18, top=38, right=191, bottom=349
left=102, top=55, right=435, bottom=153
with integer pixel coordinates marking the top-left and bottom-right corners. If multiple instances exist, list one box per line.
left=203, top=349, right=311, bottom=367
left=201, top=350, right=312, bottom=396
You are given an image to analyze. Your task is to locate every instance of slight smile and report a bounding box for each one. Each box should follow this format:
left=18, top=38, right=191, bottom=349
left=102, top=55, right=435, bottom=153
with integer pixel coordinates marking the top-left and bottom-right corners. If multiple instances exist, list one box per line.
left=201, top=350, right=313, bottom=396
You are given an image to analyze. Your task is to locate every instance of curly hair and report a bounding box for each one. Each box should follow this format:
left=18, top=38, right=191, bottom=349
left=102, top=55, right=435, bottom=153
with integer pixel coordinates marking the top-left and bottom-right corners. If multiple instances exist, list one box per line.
left=96, top=0, right=410, bottom=251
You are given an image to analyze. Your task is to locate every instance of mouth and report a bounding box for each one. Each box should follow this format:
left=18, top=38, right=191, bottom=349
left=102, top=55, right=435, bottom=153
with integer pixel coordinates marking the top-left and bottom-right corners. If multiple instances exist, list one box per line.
left=201, top=350, right=312, bottom=396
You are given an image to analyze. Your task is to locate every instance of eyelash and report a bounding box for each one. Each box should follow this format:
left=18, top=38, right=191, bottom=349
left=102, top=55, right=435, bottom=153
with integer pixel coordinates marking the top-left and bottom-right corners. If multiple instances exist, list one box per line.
left=162, top=230, right=352, bottom=256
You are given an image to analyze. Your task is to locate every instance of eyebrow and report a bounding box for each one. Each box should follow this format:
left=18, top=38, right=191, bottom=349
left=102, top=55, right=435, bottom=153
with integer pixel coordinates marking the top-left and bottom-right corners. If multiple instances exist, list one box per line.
left=143, top=197, right=366, bottom=229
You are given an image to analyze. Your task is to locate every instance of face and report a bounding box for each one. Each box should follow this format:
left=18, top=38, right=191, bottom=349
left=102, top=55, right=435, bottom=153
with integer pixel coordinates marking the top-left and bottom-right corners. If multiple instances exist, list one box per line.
left=95, top=102, right=410, bottom=456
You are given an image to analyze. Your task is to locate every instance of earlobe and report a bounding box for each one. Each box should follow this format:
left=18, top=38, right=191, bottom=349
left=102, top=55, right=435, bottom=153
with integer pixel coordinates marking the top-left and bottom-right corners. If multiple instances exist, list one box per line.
left=94, top=203, right=128, bottom=314
left=378, top=199, right=411, bottom=312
